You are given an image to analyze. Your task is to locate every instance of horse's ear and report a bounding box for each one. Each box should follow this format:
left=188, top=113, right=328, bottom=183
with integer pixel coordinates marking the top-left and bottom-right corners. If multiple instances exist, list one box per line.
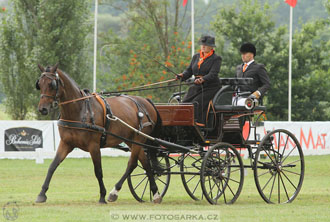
left=38, top=64, right=45, bottom=73
left=50, top=63, right=59, bottom=73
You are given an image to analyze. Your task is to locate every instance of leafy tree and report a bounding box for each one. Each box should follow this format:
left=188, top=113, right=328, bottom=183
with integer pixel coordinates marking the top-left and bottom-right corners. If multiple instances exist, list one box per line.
left=212, top=0, right=330, bottom=121
left=0, top=0, right=92, bottom=120
left=97, top=0, right=194, bottom=101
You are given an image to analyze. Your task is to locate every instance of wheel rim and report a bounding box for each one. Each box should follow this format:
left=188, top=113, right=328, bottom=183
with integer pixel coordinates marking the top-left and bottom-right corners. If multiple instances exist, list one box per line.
left=180, top=152, right=204, bottom=201
left=201, top=143, right=244, bottom=205
left=128, top=155, right=170, bottom=202
left=254, top=129, right=305, bottom=204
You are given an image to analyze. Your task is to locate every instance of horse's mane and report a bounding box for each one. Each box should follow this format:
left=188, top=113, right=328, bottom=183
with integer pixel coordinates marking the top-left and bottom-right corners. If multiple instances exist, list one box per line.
left=52, top=67, right=83, bottom=92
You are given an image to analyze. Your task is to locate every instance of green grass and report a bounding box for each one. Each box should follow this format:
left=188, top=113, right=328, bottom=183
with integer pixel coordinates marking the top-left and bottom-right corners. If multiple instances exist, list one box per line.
left=0, top=155, right=330, bottom=222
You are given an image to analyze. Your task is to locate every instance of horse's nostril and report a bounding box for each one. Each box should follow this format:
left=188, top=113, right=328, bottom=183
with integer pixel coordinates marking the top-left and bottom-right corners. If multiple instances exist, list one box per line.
left=39, top=108, right=48, bottom=115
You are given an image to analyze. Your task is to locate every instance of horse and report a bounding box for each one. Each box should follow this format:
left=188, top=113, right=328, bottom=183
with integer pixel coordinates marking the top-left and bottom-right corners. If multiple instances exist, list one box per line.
left=35, top=63, right=163, bottom=204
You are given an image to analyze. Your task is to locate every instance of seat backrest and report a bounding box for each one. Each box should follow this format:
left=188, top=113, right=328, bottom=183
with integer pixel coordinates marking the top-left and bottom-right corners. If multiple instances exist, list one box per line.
left=212, top=85, right=234, bottom=106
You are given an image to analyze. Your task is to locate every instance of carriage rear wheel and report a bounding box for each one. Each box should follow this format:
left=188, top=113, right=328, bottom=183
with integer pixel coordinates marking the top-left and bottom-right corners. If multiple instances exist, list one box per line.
left=127, top=154, right=170, bottom=202
left=200, top=143, right=244, bottom=205
left=180, top=152, right=204, bottom=201
left=253, top=129, right=305, bottom=204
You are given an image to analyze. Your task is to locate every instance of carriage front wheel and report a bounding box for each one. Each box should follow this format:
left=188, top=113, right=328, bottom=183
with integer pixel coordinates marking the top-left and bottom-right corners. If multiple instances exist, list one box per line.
left=253, top=129, right=305, bottom=204
left=200, top=143, right=244, bottom=205
left=127, top=154, right=170, bottom=202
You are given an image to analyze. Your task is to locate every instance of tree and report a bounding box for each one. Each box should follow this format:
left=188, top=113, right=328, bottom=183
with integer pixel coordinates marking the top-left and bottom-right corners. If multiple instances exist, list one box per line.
left=0, top=0, right=92, bottom=120
left=97, top=0, right=208, bottom=102
left=212, top=0, right=330, bottom=121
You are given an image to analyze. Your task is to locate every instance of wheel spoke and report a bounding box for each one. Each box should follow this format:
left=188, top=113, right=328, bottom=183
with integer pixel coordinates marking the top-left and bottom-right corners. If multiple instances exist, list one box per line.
left=281, top=145, right=297, bottom=164
left=222, top=176, right=240, bottom=184
left=140, top=179, right=149, bottom=200
left=269, top=172, right=277, bottom=201
left=133, top=175, right=147, bottom=190
left=280, top=170, right=298, bottom=190
left=282, top=169, right=301, bottom=176
left=258, top=170, right=271, bottom=178
left=156, top=177, right=167, bottom=185
left=280, top=135, right=289, bottom=160
left=186, top=174, right=197, bottom=184
left=261, top=173, right=275, bottom=192
left=223, top=178, right=236, bottom=197
left=282, top=159, right=300, bottom=168
left=220, top=180, right=227, bottom=204
left=278, top=171, right=280, bottom=203
left=279, top=172, right=290, bottom=201
left=192, top=179, right=201, bottom=195
left=130, top=173, right=148, bottom=177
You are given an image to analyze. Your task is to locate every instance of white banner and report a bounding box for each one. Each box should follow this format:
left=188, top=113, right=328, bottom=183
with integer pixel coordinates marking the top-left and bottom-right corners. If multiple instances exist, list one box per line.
left=0, top=121, right=55, bottom=152
left=0, top=120, right=329, bottom=159
left=256, top=122, right=330, bottom=155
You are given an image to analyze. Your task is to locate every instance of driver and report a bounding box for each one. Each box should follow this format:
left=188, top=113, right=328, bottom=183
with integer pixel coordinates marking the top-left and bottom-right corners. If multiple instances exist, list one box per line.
left=176, top=35, right=222, bottom=127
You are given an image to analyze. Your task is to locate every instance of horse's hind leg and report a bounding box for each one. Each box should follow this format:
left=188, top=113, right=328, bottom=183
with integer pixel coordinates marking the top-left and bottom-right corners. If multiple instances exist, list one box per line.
left=90, top=145, right=107, bottom=204
left=36, top=141, right=73, bottom=203
left=138, top=149, right=162, bottom=203
left=108, top=144, right=140, bottom=202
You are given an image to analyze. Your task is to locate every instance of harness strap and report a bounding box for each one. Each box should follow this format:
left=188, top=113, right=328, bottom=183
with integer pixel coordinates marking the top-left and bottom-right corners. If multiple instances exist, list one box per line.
left=57, top=119, right=164, bottom=151
left=120, top=95, right=154, bottom=130
left=99, top=96, right=113, bottom=148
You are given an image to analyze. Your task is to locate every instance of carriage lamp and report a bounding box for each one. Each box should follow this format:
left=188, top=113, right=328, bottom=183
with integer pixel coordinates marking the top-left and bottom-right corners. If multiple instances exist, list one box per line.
left=244, top=98, right=259, bottom=110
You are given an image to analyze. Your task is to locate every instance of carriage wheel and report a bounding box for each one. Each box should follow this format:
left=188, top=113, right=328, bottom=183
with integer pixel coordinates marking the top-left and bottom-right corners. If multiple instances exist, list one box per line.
left=180, top=152, right=204, bottom=201
left=200, top=143, right=244, bottom=205
left=127, top=155, right=170, bottom=202
left=253, top=129, right=305, bottom=204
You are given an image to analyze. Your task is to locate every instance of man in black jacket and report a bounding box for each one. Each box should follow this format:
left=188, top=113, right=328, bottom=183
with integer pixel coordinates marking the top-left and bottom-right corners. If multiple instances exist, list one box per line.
left=234, top=43, right=271, bottom=105
left=176, top=35, right=222, bottom=126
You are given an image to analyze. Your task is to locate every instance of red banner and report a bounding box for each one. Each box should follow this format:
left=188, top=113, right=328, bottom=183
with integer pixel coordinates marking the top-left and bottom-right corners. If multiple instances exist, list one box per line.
left=285, top=0, right=297, bottom=8
left=183, top=0, right=188, bottom=7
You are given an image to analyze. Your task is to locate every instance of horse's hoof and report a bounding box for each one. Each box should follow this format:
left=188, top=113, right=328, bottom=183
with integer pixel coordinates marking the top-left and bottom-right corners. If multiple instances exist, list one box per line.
left=153, top=193, right=162, bottom=204
left=35, top=194, right=47, bottom=203
left=99, top=198, right=107, bottom=204
left=108, top=193, right=118, bottom=202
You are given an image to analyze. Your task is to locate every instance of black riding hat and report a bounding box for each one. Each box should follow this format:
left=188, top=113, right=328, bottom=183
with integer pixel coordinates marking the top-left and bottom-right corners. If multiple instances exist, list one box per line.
left=240, top=43, right=256, bottom=56
left=198, top=35, right=216, bottom=47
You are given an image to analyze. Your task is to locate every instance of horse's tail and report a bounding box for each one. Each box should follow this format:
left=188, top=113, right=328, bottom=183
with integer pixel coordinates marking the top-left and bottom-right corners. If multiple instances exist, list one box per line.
left=145, top=98, right=163, bottom=172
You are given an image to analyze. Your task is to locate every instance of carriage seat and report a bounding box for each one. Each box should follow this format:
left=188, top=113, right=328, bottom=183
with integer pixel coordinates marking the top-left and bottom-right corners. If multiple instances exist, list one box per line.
left=211, top=78, right=267, bottom=113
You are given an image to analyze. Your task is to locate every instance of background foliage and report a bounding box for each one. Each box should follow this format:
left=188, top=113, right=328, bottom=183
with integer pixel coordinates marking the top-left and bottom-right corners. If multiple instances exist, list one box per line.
left=0, top=0, right=92, bottom=119
left=0, top=0, right=329, bottom=120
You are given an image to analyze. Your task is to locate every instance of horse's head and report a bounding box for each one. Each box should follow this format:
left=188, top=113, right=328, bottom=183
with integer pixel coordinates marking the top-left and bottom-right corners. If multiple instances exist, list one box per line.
left=36, top=63, right=64, bottom=115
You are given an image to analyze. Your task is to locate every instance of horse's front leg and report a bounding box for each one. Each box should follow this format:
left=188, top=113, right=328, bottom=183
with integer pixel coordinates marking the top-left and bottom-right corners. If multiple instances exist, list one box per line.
left=89, top=145, right=107, bottom=204
left=36, top=141, right=73, bottom=203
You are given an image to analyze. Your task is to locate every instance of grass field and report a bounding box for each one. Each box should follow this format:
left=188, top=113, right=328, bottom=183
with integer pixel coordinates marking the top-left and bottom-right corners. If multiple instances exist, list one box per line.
left=1, top=155, right=329, bottom=222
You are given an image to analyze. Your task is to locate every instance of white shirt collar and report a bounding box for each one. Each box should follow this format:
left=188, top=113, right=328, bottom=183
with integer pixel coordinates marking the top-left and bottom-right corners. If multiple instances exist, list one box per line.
left=244, top=59, right=254, bottom=66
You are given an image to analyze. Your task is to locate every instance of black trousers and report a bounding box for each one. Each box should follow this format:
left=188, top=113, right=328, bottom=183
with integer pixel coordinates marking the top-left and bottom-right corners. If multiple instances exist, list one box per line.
left=182, top=84, right=220, bottom=124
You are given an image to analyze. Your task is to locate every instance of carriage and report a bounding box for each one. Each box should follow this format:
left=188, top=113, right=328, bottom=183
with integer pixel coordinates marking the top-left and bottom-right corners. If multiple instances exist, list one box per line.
left=35, top=65, right=304, bottom=205
left=126, top=78, right=305, bottom=205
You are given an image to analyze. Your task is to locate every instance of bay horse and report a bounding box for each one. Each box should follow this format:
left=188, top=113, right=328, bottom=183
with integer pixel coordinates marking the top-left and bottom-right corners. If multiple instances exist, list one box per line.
left=35, top=64, right=162, bottom=204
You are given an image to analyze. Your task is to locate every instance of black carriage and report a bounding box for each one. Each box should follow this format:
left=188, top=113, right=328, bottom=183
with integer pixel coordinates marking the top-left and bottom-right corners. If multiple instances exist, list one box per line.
left=127, top=78, right=305, bottom=205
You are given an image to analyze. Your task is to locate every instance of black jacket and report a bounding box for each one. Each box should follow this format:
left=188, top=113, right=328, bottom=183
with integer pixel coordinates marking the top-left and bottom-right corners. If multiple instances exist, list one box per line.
left=182, top=52, right=222, bottom=87
left=235, top=61, right=271, bottom=96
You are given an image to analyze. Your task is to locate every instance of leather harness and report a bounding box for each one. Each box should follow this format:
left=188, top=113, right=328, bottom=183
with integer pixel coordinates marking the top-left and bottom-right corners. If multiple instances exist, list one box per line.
left=58, top=94, right=153, bottom=148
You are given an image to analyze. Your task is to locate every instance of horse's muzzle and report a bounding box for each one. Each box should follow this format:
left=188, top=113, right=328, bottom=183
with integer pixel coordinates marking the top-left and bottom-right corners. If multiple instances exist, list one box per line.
left=39, top=107, right=49, bottom=115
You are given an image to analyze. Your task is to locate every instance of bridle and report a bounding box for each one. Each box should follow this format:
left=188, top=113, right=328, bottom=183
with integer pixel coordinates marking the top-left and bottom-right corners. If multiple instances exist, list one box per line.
left=36, top=71, right=97, bottom=107
left=36, top=72, right=63, bottom=107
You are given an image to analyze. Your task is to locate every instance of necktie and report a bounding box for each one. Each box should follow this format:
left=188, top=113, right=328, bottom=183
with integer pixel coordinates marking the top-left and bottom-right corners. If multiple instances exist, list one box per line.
left=243, top=63, right=248, bottom=72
